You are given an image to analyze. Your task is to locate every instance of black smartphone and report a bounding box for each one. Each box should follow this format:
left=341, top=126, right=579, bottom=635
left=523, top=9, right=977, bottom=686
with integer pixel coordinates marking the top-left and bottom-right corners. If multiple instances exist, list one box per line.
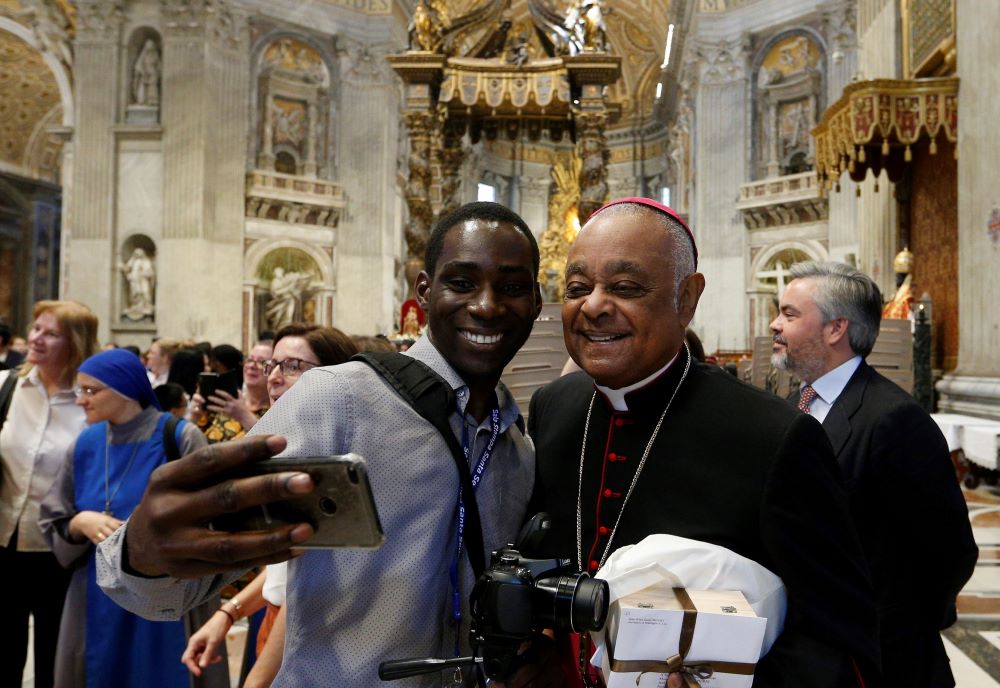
left=199, top=371, right=240, bottom=400
left=213, top=454, right=385, bottom=550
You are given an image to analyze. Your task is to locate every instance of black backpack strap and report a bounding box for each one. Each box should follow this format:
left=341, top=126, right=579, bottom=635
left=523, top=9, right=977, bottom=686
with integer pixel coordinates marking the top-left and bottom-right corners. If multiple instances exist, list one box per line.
left=0, top=372, right=17, bottom=434
left=162, top=414, right=182, bottom=462
left=353, top=351, right=486, bottom=578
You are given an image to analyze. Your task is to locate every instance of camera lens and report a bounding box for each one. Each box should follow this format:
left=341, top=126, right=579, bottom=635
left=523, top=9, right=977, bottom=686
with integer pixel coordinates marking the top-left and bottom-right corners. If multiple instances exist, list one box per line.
left=535, top=573, right=609, bottom=633
left=571, top=576, right=609, bottom=633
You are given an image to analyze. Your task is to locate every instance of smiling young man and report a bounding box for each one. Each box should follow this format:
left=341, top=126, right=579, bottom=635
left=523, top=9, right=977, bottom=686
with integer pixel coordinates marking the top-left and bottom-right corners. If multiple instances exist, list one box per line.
left=528, top=198, right=880, bottom=687
left=97, top=202, right=543, bottom=687
left=771, top=262, right=977, bottom=688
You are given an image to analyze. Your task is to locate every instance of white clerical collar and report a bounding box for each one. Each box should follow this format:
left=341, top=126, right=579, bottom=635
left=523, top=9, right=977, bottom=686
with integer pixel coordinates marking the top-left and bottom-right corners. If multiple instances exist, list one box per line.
left=595, top=351, right=679, bottom=412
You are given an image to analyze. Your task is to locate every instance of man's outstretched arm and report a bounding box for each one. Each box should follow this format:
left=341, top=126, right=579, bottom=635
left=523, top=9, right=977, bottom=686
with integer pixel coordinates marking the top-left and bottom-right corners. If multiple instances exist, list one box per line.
left=97, top=435, right=315, bottom=620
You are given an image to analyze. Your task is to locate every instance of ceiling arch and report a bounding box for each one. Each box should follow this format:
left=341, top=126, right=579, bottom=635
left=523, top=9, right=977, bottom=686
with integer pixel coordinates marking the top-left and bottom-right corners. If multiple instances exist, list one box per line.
left=0, top=27, right=63, bottom=175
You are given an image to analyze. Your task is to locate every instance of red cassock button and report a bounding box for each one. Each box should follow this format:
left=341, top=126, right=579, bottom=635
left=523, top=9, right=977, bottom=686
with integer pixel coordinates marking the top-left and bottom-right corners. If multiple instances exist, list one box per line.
left=589, top=560, right=599, bottom=571
left=599, top=526, right=609, bottom=535
left=603, top=488, right=613, bottom=498
left=608, top=453, right=617, bottom=461
left=615, top=418, right=624, bottom=427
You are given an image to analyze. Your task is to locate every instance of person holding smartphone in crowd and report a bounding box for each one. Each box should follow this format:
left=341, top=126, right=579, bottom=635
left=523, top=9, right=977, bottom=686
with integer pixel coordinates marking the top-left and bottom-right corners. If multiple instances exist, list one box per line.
left=182, top=324, right=358, bottom=688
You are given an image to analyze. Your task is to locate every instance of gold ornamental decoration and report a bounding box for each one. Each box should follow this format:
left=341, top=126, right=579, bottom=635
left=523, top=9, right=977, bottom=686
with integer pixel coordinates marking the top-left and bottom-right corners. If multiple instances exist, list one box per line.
left=813, top=77, right=958, bottom=190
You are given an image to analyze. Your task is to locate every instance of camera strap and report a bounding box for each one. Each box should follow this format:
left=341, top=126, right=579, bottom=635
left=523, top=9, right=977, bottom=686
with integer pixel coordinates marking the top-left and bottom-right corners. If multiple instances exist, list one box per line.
left=352, top=352, right=487, bottom=578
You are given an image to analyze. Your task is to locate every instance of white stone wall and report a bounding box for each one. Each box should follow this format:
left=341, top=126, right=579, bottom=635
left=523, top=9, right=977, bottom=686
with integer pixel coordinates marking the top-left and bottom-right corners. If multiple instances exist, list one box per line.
left=333, top=37, right=403, bottom=336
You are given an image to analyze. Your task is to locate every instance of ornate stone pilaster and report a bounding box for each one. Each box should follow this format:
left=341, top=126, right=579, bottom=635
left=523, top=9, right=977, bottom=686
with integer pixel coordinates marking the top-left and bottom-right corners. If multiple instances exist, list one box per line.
left=70, top=1, right=123, bottom=242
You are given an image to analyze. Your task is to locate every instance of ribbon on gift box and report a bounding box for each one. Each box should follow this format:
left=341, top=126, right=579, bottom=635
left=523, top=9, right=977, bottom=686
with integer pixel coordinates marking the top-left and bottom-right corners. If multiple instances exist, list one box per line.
left=607, top=588, right=757, bottom=688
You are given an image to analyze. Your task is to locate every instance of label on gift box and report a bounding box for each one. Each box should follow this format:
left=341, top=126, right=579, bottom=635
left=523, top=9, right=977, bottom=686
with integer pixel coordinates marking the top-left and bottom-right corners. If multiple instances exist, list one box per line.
left=601, top=588, right=767, bottom=688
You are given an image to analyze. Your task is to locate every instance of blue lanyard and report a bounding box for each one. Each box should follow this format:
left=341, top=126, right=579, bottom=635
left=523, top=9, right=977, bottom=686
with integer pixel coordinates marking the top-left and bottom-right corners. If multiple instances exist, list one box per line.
left=449, top=405, right=501, bottom=656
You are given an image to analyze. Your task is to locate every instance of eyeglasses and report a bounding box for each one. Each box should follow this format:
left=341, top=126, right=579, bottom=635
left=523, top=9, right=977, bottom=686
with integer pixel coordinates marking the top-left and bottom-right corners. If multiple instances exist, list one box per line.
left=245, top=358, right=269, bottom=370
left=262, top=358, right=319, bottom=377
left=73, top=384, right=108, bottom=398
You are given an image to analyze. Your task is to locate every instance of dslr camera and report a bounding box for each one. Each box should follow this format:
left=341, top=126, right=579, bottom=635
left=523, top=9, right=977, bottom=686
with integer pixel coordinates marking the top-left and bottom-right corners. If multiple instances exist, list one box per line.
left=469, top=547, right=609, bottom=680
left=380, top=514, right=609, bottom=685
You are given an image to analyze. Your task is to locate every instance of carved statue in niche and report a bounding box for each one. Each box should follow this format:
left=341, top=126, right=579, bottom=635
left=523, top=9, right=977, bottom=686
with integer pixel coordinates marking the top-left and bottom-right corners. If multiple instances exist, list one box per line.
left=131, top=39, right=161, bottom=107
left=265, top=267, right=313, bottom=330
left=119, top=248, right=155, bottom=321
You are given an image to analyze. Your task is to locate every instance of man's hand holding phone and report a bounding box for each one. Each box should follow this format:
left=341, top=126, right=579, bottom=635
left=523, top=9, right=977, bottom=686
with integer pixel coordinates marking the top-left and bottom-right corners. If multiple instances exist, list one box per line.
left=123, top=435, right=316, bottom=579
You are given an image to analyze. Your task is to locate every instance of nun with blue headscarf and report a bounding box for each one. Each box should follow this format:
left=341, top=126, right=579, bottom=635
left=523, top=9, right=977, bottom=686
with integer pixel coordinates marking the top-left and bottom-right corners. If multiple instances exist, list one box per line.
left=39, top=348, right=210, bottom=688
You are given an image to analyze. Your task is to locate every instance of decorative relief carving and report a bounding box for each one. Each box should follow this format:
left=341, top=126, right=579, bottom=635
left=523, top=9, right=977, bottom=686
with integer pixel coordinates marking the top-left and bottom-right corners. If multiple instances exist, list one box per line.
left=822, top=1, right=857, bottom=56
left=19, top=0, right=74, bottom=70
left=575, top=110, right=610, bottom=223
left=904, top=0, right=953, bottom=77
left=75, top=0, right=124, bottom=41
left=206, top=0, right=247, bottom=49
left=264, top=37, right=328, bottom=84
left=698, top=38, right=748, bottom=84
left=339, top=37, right=394, bottom=86
left=245, top=170, right=345, bottom=228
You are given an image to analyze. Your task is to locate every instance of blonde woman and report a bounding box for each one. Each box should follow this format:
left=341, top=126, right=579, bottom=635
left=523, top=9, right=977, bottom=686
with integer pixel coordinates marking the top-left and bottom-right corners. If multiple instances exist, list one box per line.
left=0, top=300, right=98, bottom=688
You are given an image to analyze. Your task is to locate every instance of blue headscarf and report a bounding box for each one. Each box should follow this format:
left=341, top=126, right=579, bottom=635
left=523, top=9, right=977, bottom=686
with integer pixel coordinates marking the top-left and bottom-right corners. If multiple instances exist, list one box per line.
left=79, top=349, right=162, bottom=411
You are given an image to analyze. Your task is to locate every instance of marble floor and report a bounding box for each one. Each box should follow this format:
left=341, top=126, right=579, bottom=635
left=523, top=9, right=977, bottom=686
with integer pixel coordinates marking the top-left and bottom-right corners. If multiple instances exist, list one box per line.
left=20, top=484, right=1000, bottom=687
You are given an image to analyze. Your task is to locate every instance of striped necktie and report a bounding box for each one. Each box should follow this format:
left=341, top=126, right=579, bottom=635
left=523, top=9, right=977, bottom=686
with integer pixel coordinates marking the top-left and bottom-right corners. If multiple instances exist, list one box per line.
left=798, top=385, right=817, bottom=414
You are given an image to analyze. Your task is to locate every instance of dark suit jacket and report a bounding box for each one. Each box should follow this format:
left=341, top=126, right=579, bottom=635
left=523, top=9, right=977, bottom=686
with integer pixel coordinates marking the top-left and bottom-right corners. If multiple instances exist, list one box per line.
left=0, top=349, right=24, bottom=371
left=529, top=349, right=880, bottom=688
left=798, top=361, right=978, bottom=688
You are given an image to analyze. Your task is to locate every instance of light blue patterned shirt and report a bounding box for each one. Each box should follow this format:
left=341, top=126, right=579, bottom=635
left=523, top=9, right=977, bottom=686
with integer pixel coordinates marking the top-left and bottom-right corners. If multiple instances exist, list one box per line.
left=97, top=336, right=535, bottom=687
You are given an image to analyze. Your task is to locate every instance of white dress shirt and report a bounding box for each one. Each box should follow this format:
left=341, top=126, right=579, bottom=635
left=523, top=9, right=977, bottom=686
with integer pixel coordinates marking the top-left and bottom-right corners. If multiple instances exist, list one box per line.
left=801, top=355, right=862, bottom=423
left=0, top=368, right=87, bottom=551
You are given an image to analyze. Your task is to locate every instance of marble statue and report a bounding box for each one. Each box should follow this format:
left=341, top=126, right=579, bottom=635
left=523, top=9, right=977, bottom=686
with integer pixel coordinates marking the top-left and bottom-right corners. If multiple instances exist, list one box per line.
left=565, top=0, right=607, bottom=52
left=120, top=248, right=155, bottom=320
left=131, top=39, right=161, bottom=107
left=266, top=267, right=313, bottom=330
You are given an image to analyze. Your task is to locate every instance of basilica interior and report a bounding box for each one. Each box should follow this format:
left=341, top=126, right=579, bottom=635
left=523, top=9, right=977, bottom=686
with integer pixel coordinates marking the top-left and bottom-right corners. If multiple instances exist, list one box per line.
left=3, top=0, right=1000, bottom=685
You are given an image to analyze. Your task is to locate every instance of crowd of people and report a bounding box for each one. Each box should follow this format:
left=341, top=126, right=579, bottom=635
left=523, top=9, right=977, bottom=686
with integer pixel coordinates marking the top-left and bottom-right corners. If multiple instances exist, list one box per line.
left=0, top=198, right=977, bottom=688
left=0, top=304, right=398, bottom=688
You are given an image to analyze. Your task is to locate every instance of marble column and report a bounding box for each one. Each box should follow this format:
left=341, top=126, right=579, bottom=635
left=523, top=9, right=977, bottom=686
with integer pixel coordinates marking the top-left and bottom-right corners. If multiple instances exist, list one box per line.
left=853, top=0, right=899, bottom=293
left=936, top=0, right=1000, bottom=417
left=403, top=110, right=434, bottom=272
left=575, top=110, right=609, bottom=224
left=437, top=120, right=466, bottom=220
left=822, top=0, right=861, bottom=263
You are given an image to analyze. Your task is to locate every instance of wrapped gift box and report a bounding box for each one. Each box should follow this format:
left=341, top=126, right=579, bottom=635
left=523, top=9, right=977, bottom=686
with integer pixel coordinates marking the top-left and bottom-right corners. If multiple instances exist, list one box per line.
left=600, top=587, right=768, bottom=688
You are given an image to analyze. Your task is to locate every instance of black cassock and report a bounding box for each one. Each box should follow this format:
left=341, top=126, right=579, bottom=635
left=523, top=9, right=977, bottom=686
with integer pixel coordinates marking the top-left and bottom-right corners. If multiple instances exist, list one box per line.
left=528, top=346, right=881, bottom=688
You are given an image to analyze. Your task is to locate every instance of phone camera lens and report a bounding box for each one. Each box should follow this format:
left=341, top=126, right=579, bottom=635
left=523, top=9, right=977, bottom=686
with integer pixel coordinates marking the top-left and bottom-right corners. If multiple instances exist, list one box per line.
left=319, top=497, right=337, bottom=516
